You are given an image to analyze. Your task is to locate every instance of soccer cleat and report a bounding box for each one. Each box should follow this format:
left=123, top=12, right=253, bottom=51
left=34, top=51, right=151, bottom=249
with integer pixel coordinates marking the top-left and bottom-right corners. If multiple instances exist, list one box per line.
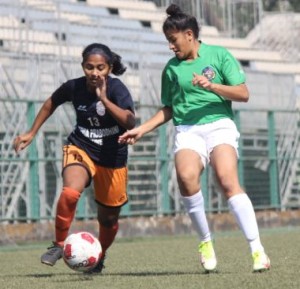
left=85, top=255, right=106, bottom=274
left=252, top=251, right=271, bottom=272
left=41, top=243, right=63, bottom=266
left=198, top=240, right=217, bottom=272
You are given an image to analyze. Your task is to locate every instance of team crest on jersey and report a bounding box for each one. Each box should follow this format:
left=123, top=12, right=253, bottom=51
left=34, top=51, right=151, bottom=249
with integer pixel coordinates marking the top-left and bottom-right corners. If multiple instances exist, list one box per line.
left=96, top=101, right=105, bottom=116
left=202, top=66, right=216, bottom=81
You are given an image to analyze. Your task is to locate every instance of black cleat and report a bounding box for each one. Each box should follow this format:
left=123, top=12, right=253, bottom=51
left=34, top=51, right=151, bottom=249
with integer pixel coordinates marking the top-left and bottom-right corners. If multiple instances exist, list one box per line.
left=41, top=243, right=63, bottom=266
left=85, top=256, right=106, bottom=274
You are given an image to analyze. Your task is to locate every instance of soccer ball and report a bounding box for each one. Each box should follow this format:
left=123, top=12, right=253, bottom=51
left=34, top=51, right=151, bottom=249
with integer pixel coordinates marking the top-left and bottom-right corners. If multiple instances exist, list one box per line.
left=63, top=232, right=102, bottom=272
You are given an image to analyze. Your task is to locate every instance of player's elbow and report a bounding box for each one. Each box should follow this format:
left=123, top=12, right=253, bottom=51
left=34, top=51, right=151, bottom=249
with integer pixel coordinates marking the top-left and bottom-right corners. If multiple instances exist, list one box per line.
left=241, top=92, right=249, bottom=102
left=239, top=84, right=249, bottom=102
left=126, top=115, right=136, bottom=130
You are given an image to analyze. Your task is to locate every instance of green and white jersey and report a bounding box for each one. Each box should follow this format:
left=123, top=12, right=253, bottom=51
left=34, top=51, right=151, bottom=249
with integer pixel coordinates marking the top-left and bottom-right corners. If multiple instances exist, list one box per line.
left=161, top=42, right=246, bottom=125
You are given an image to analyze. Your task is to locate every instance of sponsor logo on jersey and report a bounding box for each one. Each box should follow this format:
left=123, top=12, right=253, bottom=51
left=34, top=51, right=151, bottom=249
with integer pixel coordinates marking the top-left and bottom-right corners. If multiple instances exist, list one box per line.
left=78, top=125, right=120, bottom=146
left=77, top=105, right=87, bottom=112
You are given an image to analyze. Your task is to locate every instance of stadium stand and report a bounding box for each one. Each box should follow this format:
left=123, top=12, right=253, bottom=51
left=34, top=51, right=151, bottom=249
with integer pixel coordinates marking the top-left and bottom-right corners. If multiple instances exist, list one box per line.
left=1, top=0, right=292, bottom=70
left=247, top=12, right=300, bottom=62
left=246, top=12, right=300, bottom=85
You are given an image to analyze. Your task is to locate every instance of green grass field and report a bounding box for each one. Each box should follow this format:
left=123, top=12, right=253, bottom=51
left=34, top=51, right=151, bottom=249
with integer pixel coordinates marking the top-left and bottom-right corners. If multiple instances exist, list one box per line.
left=0, top=227, right=299, bottom=289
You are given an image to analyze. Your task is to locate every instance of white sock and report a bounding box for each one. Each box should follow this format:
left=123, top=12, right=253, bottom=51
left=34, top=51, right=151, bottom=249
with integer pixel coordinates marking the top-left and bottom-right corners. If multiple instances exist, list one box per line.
left=182, top=191, right=211, bottom=242
left=228, top=193, right=264, bottom=253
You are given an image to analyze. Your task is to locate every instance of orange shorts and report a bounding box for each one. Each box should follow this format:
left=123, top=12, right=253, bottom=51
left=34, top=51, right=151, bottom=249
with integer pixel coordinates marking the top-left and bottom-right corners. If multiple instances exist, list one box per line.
left=62, top=144, right=128, bottom=207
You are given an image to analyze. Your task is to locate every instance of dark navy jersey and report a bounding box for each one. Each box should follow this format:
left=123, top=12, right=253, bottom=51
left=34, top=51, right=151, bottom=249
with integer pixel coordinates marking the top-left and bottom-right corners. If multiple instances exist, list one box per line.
left=51, top=76, right=135, bottom=168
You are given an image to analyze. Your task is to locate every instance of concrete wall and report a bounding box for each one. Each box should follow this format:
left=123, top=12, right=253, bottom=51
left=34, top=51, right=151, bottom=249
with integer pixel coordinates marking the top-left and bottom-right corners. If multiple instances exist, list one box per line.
left=1, top=210, right=300, bottom=245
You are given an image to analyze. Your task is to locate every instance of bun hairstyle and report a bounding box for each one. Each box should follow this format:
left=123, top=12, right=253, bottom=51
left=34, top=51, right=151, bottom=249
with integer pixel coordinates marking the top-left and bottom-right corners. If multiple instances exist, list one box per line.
left=163, top=4, right=200, bottom=39
left=166, top=3, right=184, bottom=17
left=82, top=43, right=127, bottom=76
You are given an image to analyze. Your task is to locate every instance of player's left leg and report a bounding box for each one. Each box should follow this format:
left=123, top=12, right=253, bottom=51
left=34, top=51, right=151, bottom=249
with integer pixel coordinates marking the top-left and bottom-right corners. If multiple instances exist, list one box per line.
left=87, top=165, right=127, bottom=273
left=90, top=205, right=121, bottom=273
left=211, top=144, right=270, bottom=272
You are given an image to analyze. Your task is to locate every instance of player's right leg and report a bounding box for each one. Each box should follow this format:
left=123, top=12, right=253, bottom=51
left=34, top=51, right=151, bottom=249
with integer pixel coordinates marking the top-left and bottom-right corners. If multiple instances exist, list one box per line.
left=41, top=242, right=64, bottom=266
left=174, top=142, right=217, bottom=272
left=41, top=145, right=93, bottom=266
left=252, top=250, right=271, bottom=272
left=198, top=240, right=217, bottom=272
left=40, top=186, right=82, bottom=266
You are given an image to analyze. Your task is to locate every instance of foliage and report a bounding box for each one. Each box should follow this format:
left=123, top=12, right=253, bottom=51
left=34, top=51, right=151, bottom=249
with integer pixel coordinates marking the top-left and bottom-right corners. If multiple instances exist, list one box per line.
left=263, top=0, right=300, bottom=12
left=288, top=0, right=300, bottom=11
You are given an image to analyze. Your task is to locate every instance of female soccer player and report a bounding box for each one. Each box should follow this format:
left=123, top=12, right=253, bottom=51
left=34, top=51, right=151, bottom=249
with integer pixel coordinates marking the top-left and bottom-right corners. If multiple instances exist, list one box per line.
left=119, top=4, right=270, bottom=273
left=13, top=43, right=135, bottom=273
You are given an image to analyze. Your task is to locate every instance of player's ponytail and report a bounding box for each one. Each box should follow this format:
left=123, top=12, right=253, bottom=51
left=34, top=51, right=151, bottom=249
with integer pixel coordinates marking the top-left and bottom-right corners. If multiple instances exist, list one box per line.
left=111, top=51, right=127, bottom=76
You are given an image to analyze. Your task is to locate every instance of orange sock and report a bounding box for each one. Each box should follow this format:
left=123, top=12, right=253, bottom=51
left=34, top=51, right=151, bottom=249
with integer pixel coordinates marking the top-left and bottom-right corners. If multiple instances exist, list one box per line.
left=99, top=222, right=119, bottom=257
left=55, top=187, right=80, bottom=246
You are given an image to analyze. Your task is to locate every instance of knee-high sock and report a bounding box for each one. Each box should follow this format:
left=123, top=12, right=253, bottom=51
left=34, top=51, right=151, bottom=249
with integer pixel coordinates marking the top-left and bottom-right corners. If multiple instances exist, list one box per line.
left=228, top=193, right=264, bottom=253
left=55, top=187, right=80, bottom=246
left=99, top=222, right=119, bottom=257
left=181, top=191, right=211, bottom=242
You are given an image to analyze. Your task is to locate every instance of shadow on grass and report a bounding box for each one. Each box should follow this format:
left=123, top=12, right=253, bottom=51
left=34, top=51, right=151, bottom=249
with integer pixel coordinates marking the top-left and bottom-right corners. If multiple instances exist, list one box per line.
left=105, top=271, right=216, bottom=277
left=3, top=269, right=220, bottom=280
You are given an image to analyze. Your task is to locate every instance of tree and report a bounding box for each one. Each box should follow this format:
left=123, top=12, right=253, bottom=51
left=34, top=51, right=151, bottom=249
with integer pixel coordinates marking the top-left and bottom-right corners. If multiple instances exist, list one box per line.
left=262, top=0, right=300, bottom=12
left=288, top=0, right=300, bottom=12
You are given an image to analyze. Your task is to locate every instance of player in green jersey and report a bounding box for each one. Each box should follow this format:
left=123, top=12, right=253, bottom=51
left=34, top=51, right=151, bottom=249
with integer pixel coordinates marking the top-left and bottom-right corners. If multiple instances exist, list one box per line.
left=119, top=4, right=270, bottom=273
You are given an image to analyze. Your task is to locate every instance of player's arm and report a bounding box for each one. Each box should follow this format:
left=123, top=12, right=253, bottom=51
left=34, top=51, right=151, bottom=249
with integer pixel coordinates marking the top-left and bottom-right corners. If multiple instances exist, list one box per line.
left=13, top=97, right=57, bottom=152
left=95, top=76, right=135, bottom=130
left=101, top=99, right=135, bottom=130
left=207, top=82, right=249, bottom=102
left=118, top=106, right=172, bottom=145
left=192, top=73, right=249, bottom=102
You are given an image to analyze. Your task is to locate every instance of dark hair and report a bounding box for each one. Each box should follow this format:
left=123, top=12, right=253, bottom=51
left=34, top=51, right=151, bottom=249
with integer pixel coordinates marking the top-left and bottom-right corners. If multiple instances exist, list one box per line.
left=162, top=4, right=200, bottom=38
left=82, top=43, right=126, bottom=76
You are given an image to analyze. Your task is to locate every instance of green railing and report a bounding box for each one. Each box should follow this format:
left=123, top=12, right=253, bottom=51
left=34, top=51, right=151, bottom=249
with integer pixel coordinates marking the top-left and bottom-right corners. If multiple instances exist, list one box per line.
left=1, top=99, right=300, bottom=222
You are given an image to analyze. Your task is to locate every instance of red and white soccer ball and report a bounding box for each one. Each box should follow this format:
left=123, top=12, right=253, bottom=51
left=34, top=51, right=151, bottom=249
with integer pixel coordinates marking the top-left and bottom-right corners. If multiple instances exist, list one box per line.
left=63, top=232, right=102, bottom=272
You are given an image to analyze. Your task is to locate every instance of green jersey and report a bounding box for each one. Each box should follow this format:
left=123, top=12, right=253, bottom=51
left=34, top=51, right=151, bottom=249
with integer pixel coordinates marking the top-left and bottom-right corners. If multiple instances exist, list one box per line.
left=161, top=42, right=246, bottom=125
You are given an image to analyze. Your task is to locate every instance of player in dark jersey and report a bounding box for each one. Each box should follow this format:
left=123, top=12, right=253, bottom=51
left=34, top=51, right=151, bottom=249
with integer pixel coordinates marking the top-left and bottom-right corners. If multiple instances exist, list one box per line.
left=13, top=43, right=135, bottom=273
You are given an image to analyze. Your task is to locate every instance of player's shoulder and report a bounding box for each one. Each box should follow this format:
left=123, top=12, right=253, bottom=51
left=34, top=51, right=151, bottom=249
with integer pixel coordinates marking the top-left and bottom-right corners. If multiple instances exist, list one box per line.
left=165, top=55, right=179, bottom=67
left=201, top=42, right=229, bottom=54
left=63, top=76, right=86, bottom=90
left=108, top=75, right=123, bottom=85
left=108, top=76, right=128, bottom=90
left=163, top=56, right=179, bottom=76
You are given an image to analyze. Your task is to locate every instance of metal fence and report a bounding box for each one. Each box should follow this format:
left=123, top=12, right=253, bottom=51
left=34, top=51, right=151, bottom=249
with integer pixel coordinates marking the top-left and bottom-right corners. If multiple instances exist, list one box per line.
left=0, top=0, right=299, bottom=223
left=1, top=98, right=300, bottom=223
left=147, top=0, right=263, bottom=37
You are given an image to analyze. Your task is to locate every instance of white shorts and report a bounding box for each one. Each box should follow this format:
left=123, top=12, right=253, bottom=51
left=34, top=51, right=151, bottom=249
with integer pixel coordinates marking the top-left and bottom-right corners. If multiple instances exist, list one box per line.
left=174, top=118, right=240, bottom=167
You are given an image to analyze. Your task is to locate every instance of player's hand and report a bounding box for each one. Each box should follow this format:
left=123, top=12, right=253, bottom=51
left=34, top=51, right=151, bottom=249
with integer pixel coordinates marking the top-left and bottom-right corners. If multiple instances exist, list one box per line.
left=118, top=128, right=144, bottom=145
left=13, top=132, right=34, bottom=153
left=192, top=73, right=212, bottom=90
left=95, top=76, right=108, bottom=102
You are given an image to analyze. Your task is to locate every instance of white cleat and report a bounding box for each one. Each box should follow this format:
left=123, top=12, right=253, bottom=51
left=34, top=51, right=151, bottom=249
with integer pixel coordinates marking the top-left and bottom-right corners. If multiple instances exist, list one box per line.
left=198, top=241, right=217, bottom=272
left=252, top=251, right=271, bottom=272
